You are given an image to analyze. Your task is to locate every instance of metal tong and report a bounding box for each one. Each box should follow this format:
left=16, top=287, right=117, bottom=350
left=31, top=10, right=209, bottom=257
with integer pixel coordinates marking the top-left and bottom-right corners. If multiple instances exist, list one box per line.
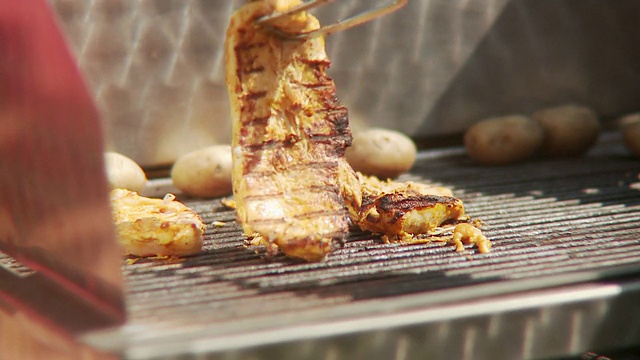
left=256, top=0, right=407, bottom=39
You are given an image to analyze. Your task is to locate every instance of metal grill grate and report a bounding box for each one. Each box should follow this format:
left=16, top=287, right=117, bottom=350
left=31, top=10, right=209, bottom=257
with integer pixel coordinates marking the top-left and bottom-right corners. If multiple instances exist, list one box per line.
left=90, top=133, right=640, bottom=358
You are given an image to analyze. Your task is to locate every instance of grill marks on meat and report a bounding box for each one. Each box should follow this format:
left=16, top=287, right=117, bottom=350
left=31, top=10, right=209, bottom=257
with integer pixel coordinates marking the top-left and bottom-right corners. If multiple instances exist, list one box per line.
left=354, top=174, right=468, bottom=242
left=358, top=193, right=465, bottom=240
left=226, top=0, right=486, bottom=261
left=227, top=0, right=351, bottom=261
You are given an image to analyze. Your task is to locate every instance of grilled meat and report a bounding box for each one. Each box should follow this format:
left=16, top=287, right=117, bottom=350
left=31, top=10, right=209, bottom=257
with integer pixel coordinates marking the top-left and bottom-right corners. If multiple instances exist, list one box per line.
left=358, top=192, right=466, bottom=241
left=226, top=0, right=489, bottom=261
left=358, top=173, right=455, bottom=198
left=110, top=189, right=205, bottom=256
left=110, top=189, right=205, bottom=257
left=226, top=0, right=351, bottom=261
left=355, top=174, right=470, bottom=244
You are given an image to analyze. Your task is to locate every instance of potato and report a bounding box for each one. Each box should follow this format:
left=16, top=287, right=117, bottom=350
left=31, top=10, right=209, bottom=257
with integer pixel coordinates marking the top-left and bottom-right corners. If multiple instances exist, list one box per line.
left=345, top=128, right=417, bottom=178
left=464, top=115, right=544, bottom=165
left=532, top=104, right=601, bottom=157
left=104, top=152, right=147, bottom=193
left=171, top=145, right=232, bottom=197
left=620, top=113, right=640, bottom=158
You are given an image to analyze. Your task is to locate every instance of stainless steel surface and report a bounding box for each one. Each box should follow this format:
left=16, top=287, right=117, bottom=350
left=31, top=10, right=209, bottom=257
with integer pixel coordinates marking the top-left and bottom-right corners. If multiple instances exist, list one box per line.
left=420, top=0, right=640, bottom=136
left=93, top=281, right=640, bottom=360
left=0, top=0, right=125, bottom=336
left=74, top=132, right=640, bottom=359
left=49, top=0, right=640, bottom=167
left=48, top=0, right=508, bottom=166
left=49, top=0, right=245, bottom=167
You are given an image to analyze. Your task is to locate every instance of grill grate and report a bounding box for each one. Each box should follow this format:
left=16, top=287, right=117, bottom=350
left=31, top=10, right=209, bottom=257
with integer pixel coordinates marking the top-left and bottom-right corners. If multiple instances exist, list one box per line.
left=111, top=133, right=640, bottom=357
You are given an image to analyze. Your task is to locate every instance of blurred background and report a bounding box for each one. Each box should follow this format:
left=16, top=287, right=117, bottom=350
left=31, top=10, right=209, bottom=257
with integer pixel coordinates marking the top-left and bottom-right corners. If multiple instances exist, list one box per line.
left=49, top=0, right=640, bottom=167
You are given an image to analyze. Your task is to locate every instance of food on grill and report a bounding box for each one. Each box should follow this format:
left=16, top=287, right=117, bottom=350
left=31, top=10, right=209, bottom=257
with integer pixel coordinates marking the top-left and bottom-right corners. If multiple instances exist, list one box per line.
left=110, top=189, right=205, bottom=257
left=171, top=145, right=233, bottom=198
left=358, top=193, right=465, bottom=241
left=358, top=173, right=454, bottom=198
left=532, top=104, right=601, bottom=158
left=619, top=113, right=640, bottom=158
left=226, top=0, right=352, bottom=261
left=221, top=198, right=236, bottom=209
left=226, top=0, right=488, bottom=261
left=451, top=223, right=491, bottom=253
left=104, top=152, right=147, bottom=193
left=356, top=174, right=474, bottom=245
left=346, top=128, right=417, bottom=178
left=464, top=115, right=544, bottom=165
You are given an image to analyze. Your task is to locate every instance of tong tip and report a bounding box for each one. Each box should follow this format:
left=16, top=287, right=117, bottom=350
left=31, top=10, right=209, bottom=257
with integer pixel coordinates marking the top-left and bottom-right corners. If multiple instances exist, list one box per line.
left=256, top=0, right=408, bottom=40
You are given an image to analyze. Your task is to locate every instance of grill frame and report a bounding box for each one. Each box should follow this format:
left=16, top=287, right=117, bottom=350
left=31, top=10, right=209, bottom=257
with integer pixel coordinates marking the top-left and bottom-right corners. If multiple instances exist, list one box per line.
left=82, top=132, right=640, bottom=359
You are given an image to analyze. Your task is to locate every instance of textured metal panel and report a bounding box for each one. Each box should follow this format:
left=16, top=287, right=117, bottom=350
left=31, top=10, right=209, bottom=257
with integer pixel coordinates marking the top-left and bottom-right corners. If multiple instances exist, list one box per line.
left=49, top=0, right=245, bottom=166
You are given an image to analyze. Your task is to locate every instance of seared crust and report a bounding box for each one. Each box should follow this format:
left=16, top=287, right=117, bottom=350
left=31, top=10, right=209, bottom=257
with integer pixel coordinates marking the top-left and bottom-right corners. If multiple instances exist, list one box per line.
left=110, top=189, right=205, bottom=257
left=358, top=193, right=466, bottom=238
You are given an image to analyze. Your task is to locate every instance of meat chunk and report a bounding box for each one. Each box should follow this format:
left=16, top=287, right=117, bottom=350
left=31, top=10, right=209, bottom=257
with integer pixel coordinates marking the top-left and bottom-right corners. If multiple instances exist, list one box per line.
left=226, top=0, right=351, bottom=261
left=358, top=193, right=466, bottom=240
left=110, top=189, right=204, bottom=257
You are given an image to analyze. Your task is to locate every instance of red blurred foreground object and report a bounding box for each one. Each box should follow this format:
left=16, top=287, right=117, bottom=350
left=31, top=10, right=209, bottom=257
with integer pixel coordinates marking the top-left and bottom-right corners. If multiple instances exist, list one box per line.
left=0, top=0, right=124, bottom=358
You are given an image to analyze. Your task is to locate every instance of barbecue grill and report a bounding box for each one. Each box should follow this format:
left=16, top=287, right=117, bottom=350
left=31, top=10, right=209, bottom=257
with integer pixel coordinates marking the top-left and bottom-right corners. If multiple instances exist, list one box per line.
left=3, top=1, right=640, bottom=359
left=2, top=131, right=640, bottom=359
left=67, top=131, right=640, bottom=359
